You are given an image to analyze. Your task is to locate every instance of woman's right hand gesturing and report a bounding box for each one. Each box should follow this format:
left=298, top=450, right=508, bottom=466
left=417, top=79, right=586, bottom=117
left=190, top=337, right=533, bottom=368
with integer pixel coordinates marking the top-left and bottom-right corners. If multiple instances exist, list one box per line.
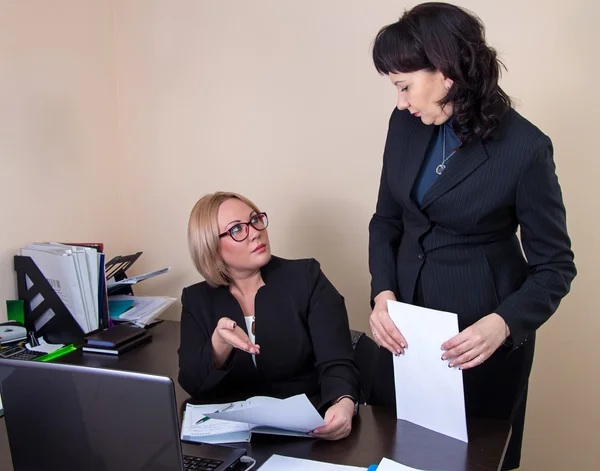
left=369, top=291, right=408, bottom=355
left=211, top=317, right=260, bottom=368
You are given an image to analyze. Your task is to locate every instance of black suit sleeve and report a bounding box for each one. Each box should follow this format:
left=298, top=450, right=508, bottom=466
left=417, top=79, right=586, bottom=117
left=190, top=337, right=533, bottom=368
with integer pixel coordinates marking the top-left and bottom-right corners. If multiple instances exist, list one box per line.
left=177, top=287, right=235, bottom=397
left=305, top=259, right=360, bottom=410
left=496, top=137, right=576, bottom=348
left=369, top=110, right=405, bottom=303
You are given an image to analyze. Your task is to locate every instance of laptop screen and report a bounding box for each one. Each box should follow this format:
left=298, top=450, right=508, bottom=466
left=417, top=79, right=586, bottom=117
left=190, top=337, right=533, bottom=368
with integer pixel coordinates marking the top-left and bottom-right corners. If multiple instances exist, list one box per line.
left=0, top=359, right=185, bottom=470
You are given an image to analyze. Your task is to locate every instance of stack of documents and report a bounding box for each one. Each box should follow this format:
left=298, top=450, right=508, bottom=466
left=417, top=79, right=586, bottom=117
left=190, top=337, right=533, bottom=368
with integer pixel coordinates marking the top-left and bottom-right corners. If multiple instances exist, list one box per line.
left=20, top=242, right=104, bottom=333
left=181, top=394, right=325, bottom=444
left=108, top=295, right=176, bottom=328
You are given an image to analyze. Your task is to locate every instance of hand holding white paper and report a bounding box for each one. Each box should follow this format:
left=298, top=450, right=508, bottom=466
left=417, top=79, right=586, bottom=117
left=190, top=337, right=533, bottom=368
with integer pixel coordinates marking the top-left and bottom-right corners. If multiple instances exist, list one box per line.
left=387, top=300, right=468, bottom=443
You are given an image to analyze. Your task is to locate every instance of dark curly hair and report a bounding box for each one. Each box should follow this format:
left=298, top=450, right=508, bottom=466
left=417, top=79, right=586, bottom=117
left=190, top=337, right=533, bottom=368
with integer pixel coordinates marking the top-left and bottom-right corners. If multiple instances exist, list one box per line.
left=372, top=2, right=511, bottom=143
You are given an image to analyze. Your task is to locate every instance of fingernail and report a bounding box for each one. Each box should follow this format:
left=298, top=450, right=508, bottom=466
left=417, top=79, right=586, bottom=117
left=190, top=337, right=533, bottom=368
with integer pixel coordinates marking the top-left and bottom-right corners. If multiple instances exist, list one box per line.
left=441, top=346, right=446, bottom=351
left=397, top=350, right=401, bottom=355
left=312, top=429, right=319, bottom=434
left=232, top=322, right=236, bottom=328
left=441, top=355, right=447, bottom=360
left=448, top=363, right=453, bottom=368
left=401, top=343, right=406, bottom=349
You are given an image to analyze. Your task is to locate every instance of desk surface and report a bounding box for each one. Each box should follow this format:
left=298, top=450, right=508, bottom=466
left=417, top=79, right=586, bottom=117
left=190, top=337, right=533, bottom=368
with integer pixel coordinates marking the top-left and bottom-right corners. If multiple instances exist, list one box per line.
left=0, top=321, right=509, bottom=470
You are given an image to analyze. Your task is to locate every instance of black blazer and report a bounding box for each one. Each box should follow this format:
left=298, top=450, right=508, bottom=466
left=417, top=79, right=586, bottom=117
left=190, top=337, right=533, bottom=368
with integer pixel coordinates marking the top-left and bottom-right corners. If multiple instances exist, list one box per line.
left=178, top=256, right=359, bottom=411
left=369, top=107, right=576, bottom=347
left=368, top=107, right=576, bottom=469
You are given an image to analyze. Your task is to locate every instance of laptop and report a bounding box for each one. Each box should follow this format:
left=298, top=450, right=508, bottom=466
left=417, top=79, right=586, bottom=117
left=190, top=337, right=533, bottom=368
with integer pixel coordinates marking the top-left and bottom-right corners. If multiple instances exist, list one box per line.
left=0, top=359, right=246, bottom=470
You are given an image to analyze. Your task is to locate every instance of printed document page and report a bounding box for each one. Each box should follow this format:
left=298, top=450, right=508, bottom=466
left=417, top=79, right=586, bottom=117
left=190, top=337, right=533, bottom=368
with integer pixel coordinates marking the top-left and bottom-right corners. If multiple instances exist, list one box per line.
left=258, top=455, right=366, bottom=471
left=203, top=393, right=325, bottom=433
left=376, top=457, right=431, bottom=471
left=181, top=404, right=250, bottom=444
left=387, top=300, right=468, bottom=443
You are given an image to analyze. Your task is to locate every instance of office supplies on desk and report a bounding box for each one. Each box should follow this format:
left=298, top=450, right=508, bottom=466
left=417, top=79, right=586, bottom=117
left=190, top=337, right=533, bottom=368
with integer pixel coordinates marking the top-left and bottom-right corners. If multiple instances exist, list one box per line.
left=0, top=345, right=47, bottom=361
left=6, top=300, right=25, bottom=325
left=107, top=266, right=171, bottom=291
left=25, top=337, right=62, bottom=354
left=82, top=323, right=152, bottom=355
left=104, top=252, right=143, bottom=281
left=108, top=299, right=135, bottom=318
left=0, top=325, right=27, bottom=344
left=375, top=457, right=429, bottom=471
left=25, top=340, right=65, bottom=353
left=59, top=242, right=109, bottom=329
left=195, top=403, right=233, bottom=424
left=82, top=332, right=151, bottom=355
left=23, top=243, right=104, bottom=332
left=182, top=405, right=250, bottom=444
left=37, top=344, right=78, bottom=362
left=18, top=248, right=90, bottom=332
left=258, top=455, right=367, bottom=470
left=387, top=300, right=468, bottom=443
left=84, top=323, right=146, bottom=348
left=14, top=250, right=100, bottom=345
left=108, top=295, right=176, bottom=327
left=0, top=359, right=246, bottom=471
left=181, top=394, right=326, bottom=444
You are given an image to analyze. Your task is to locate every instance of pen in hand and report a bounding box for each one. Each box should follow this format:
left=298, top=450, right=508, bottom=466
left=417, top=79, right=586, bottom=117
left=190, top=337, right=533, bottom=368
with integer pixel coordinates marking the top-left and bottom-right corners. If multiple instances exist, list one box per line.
left=195, top=403, right=233, bottom=425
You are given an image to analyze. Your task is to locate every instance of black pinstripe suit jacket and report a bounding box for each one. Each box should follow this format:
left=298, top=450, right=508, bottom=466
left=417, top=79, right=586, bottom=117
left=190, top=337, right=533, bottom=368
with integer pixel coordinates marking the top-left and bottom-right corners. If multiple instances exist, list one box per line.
left=369, top=107, right=576, bottom=348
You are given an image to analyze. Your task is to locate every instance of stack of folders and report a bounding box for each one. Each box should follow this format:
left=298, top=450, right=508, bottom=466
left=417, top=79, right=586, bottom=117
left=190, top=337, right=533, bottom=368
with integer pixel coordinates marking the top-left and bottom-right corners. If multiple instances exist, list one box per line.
left=105, top=259, right=174, bottom=328
left=108, top=295, right=176, bottom=328
left=82, top=324, right=152, bottom=355
left=20, top=242, right=106, bottom=334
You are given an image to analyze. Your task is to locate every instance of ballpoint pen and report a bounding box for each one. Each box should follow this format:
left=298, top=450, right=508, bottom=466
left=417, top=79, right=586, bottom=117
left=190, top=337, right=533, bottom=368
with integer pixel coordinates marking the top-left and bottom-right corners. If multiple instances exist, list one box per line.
left=195, top=403, right=234, bottom=424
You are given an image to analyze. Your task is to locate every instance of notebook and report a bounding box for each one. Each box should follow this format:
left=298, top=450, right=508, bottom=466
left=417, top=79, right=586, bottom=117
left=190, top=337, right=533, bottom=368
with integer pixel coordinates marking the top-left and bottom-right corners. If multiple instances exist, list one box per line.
left=82, top=331, right=152, bottom=355
left=0, top=359, right=246, bottom=470
left=84, top=323, right=146, bottom=347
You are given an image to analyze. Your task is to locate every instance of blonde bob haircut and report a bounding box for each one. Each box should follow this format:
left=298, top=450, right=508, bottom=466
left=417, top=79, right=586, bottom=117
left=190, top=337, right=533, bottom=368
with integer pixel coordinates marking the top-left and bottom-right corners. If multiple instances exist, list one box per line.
left=188, top=191, right=261, bottom=287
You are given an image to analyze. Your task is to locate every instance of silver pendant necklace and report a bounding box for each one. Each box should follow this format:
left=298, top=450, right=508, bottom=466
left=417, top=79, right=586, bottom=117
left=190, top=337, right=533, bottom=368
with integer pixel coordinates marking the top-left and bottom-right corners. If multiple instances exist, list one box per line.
left=435, top=125, right=457, bottom=175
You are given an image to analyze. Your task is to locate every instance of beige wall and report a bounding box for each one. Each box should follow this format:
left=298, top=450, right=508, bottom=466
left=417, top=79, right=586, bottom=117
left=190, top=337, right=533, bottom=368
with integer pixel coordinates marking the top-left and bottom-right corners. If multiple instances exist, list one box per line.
left=1, top=1, right=597, bottom=469
left=0, top=1, right=123, bottom=308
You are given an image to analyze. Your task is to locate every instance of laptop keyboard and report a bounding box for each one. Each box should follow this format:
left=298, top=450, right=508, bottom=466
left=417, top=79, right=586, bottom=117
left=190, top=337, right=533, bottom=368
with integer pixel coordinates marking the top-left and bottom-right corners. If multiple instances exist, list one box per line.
left=183, top=454, right=224, bottom=471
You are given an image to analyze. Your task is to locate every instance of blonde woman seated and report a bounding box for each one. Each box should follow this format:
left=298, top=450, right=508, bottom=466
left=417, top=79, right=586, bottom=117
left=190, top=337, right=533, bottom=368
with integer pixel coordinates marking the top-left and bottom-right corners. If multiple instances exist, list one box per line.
left=178, top=192, right=359, bottom=440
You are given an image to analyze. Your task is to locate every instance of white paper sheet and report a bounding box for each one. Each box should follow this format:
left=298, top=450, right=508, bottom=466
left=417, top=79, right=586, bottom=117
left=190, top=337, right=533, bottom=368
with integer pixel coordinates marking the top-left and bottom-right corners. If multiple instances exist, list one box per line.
left=25, top=337, right=65, bottom=354
left=387, top=300, right=468, bottom=443
left=376, top=457, right=430, bottom=471
left=258, top=455, right=366, bottom=471
left=107, top=267, right=170, bottom=288
left=204, top=393, right=325, bottom=432
left=181, top=404, right=251, bottom=444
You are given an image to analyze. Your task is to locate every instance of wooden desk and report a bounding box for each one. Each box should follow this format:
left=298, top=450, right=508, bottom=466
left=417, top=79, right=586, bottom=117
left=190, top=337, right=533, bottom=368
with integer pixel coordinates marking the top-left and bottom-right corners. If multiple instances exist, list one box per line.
left=0, top=321, right=509, bottom=470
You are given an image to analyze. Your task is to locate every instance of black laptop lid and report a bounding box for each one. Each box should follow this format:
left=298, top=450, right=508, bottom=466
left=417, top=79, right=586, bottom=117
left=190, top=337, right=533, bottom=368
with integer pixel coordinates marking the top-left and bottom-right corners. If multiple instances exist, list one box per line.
left=0, top=359, right=185, bottom=471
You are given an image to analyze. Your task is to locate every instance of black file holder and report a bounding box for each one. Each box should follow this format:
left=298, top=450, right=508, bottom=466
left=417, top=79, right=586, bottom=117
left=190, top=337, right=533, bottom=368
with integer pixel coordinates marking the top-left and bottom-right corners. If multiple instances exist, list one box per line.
left=14, top=255, right=86, bottom=345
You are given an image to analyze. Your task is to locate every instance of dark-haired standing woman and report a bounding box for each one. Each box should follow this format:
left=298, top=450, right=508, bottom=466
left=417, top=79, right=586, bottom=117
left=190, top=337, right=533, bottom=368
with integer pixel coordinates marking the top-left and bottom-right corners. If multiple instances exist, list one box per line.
left=367, top=3, right=575, bottom=469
